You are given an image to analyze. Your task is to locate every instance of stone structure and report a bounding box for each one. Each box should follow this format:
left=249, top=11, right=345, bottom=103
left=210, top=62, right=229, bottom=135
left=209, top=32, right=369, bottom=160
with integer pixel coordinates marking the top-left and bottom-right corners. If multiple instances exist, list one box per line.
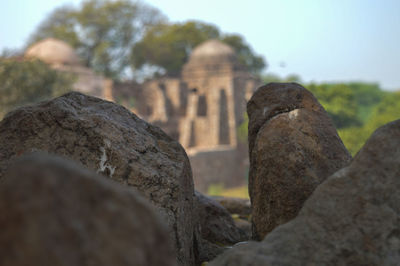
left=114, top=40, right=261, bottom=191
left=25, top=38, right=113, bottom=101
left=25, top=38, right=261, bottom=192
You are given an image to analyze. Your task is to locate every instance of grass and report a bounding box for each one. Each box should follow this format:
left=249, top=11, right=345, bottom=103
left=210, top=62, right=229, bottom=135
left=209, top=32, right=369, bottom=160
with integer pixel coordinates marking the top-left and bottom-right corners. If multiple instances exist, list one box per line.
left=207, top=184, right=249, bottom=199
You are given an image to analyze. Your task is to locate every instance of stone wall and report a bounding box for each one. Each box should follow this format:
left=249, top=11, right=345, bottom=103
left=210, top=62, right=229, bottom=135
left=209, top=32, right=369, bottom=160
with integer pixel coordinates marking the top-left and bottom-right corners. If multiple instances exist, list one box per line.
left=188, top=146, right=248, bottom=192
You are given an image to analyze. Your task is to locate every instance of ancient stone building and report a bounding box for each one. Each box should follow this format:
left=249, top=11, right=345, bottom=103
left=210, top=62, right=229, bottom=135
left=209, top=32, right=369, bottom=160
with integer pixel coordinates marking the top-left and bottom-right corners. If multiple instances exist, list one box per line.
left=115, top=40, right=261, bottom=192
left=25, top=38, right=113, bottom=100
left=25, top=38, right=261, bottom=192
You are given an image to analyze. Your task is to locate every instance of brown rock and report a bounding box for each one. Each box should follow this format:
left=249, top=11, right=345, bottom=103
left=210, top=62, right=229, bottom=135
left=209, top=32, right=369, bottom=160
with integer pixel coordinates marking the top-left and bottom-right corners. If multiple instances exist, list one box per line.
left=211, top=196, right=251, bottom=218
left=0, top=153, right=175, bottom=266
left=0, top=92, right=195, bottom=265
left=247, top=83, right=351, bottom=240
left=195, top=191, right=247, bottom=245
left=194, top=192, right=248, bottom=263
left=209, top=119, right=400, bottom=266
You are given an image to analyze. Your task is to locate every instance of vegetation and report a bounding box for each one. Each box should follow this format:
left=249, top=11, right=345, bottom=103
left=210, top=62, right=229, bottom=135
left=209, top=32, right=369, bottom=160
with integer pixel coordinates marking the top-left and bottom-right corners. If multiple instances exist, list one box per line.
left=27, top=0, right=166, bottom=79
left=131, top=20, right=266, bottom=77
left=207, top=184, right=249, bottom=199
left=237, top=74, right=400, bottom=157
left=27, top=1, right=265, bottom=80
left=0, top=58, right=75, bottom=118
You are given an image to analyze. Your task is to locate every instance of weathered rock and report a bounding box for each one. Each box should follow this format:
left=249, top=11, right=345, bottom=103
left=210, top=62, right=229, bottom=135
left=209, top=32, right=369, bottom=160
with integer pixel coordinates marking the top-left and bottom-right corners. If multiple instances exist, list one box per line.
left=0, top=92, right=195, bottom=265
left=195, top=237, right=226, bottom=264
left=195, top=191, right=247, bottom=245
left=194, top=192, right=248, bottom=263
left=0, top=153, right=175, bottom=266
left=211, top=196, right=251, bottom=219
left=247, top=83, right=351, bottom=240
left=209, top=119, right=400, bottom=265
left=232, top=219, right=251, bottom=239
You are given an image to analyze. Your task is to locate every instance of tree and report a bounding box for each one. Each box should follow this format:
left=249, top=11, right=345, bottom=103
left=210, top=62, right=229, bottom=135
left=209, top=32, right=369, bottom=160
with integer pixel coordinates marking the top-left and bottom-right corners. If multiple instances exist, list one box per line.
left=0, top=58, right=75, bottom=119
left=130, top=21, right=266, bottom=77
left=262, top=73, right=302, bottom=84
left=339, top=90, right=400, bottom=155
left=364, top=91, right=400, bottom=133
left=28, top=0, right=165, bottom=80
left=220, top=34, right=266, bottom=76
left=307, top=83, right=361, bottom=129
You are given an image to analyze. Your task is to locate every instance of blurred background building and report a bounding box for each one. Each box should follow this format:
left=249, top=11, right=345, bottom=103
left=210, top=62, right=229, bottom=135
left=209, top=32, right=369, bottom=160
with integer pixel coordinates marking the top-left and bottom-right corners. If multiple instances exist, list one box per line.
left=25, top=37, right=260, bottom=192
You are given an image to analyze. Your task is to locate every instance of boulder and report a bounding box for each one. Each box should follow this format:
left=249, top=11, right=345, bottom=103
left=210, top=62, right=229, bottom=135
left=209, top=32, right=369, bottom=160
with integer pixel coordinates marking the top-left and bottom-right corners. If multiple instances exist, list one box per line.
left=195, top=191, right=247, bottom=245
left=194, top=192, right=248, bottom=262
left=209, top=119, right=400, bottom=265
left=211, top=196, right=251, bottom=219
left=0, top=153, right=175, bottom=266
left=0, top=92, right=195, bottom=265
left=247, top=83, right=351, bottom=239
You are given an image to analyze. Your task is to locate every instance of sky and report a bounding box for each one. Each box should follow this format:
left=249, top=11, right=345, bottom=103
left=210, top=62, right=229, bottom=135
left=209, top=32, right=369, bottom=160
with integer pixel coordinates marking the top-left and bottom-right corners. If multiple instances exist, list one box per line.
left=1, top=0, right=399, bottom=90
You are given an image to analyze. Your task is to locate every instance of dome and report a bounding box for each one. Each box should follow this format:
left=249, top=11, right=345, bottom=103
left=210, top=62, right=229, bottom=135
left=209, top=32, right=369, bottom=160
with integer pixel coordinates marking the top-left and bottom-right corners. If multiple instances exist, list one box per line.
left=25, top=38, right=81, bottom=66
left=189, top=40, right=236, bottom=63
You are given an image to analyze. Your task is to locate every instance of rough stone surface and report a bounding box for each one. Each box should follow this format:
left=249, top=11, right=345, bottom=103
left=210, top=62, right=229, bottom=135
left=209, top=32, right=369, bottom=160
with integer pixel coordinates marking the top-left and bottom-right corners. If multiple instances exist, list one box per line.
left=0, top=92, right=195, bottom=266
left=195, top=191, right=247, bottom=245
left=194, top=192, right=248, bottom=263
left=212, top=196, right=251, bottom=218
left=209, top=119, right=400, bottom=266
left=247, top=83, right=351, bottom=240
left=0, top=154, right=175, bottom=266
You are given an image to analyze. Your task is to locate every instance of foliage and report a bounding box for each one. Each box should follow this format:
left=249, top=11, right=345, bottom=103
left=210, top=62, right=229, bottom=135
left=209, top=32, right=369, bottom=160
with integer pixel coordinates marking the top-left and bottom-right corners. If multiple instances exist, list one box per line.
left=221, top=34, right=266, bottom=76
left=28, top=0, right=165, bottom=80
left=0, top=58, right=75, bottom=118
left=207, top=184, right=249, bottom=199
left=239, top=73, right=399, bottom=156
left=131, top=21, right=266, bottom=77
left=237, top=113, right=249, bottom=143
left=338, top=91, right=400, bottom=155
left=262, top=73, right=302, bottom=84
left=307, top=83, right=362, bottom=128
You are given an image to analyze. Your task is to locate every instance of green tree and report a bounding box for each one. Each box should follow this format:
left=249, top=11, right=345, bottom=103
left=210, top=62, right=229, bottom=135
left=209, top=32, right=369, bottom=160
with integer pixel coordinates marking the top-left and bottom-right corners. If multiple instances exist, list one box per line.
left=28, top=0, right=165, bottom=79
left=364, top=91, right=400, bottom=133
left=220, top=34, right=266, bottom=76
left=262, top=73, right=302, bottom=84
left=339, top=91, right=400, bottom=155
left=131, top=21, right=266, bottom=77
left=307, top=83, right=361, bottom=129
left=0, top=58, right=75, bottom=118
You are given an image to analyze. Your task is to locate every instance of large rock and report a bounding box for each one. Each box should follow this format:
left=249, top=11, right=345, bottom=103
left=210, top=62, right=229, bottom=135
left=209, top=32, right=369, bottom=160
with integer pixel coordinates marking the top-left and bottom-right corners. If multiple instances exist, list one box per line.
left=211, top=196, right=251, bottom=219
left=195, top=192, right=247, bottom=245
left=209, top=119, right=400, bottom=265
left=247, top=83, right=351, bottom=240
left=0, top=92, right=195, bottom=265
left=194, top=192, right=248, bottom=263
left=0, top=153, right=175, bottom=266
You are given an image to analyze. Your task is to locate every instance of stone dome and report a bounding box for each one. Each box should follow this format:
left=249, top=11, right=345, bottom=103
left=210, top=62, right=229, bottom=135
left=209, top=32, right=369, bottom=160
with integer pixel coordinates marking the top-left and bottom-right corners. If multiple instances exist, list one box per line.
left=25, top=38, right=81, bottom=66
left=189, top=40, right=236, bottom=63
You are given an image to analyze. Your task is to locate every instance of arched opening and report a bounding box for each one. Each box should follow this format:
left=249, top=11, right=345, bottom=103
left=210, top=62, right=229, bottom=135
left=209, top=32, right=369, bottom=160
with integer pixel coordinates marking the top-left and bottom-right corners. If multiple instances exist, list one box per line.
left=219, top=89, right=230, bottom=145
left=197, top=94, right=208, bottom=116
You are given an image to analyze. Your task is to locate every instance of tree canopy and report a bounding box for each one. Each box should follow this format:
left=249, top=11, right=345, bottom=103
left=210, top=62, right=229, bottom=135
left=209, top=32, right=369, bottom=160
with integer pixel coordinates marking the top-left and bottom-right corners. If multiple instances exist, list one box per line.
left=0, top=58, right=75, bottom=118
left=130, top=21, right=266, bottom=77
left=28, top=0, right=166, bottom=80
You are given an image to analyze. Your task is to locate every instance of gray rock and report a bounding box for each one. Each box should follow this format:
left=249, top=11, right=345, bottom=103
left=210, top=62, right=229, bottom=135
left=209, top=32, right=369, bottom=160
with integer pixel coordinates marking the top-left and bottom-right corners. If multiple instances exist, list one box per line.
left=209, top=119, right=400, bottom=266
left=211, top=196, right=251, bottom=219
left=0, top=92, right=195, bottom=266
left=0, top=153, right=176, bottom=266
left=194, top=192, right=248, bottom=263
left=195, top=191, right=247, bottom=245
left=247, top=83, right=351, bottom=239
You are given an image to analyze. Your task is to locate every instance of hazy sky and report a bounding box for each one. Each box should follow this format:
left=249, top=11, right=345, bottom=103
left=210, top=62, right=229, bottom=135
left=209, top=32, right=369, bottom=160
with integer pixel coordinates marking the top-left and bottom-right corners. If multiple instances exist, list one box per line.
left=1, top=0, right=399, bottom=90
